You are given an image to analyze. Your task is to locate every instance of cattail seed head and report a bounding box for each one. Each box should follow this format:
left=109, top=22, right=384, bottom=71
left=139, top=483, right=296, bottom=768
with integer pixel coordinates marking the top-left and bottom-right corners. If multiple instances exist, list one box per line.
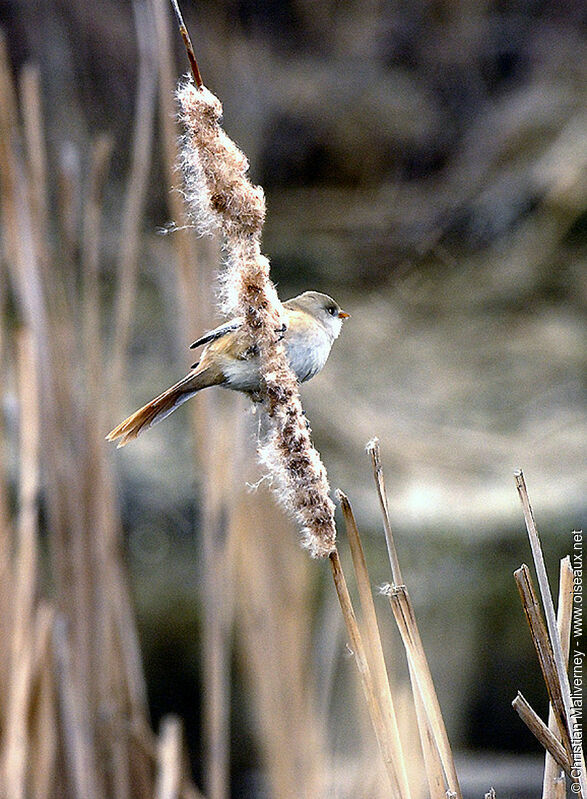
left=177, top=76, right=336, bottom=557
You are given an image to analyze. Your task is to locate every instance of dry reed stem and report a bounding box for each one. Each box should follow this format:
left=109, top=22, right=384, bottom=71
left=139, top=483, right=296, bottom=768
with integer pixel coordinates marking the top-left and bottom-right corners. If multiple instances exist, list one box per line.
left=110, top=564, right=154, bottom=798
left=367, top=439, right=453, bottom=798
left=156, top=4, right=232, bottom=796
left=0, top=30, right=20, bottom=282
left=155, top=715, right=184, bottom=799
left=30, top=604, right=58, bottom=799
left=410, top=685, right=445, bottom=799
left=0, top=305, right=12, bottom=729
left=233, top=482, right=327, bottom=797
left=338, top=490, right=411, bottom=799
left=200, top=407, right=237, bottom=799
left=0, top=18, right=200, bottom=799
left=387, top=586, right=462, bottom=797
left=193, top=391, right=232, bottom=796
left=110, top=0, right=158, bottom=402
left=19, top=65, right=49, bottom=281
left=76, top=137, right=117, bottom=797
left=511, top=693, right=571, bottom=775
left=152, top=0, right=201, bottom=343
left=82, top=126, right=153, bottom=795
left=169, top=0, right=203, bottom=88
left=543, top=557, right=574, bottom=798
left=514, top=564, right=572, bottom=756
left=0, top=31, right=18, bottom=153
left=328, top=548, right=401, bottom=795
left=515, top=470, right=587, bottom=796
left=553, top=775, right=567, bottom=799
left=13, top=48, right=154, bottom=799
left=0, top=316, right=7, bottom=533
left=82, top=154, right=123, bottom=774
left=57, top=143, right=81, bottom=274
left=82, top=133, right=113, bottom=400
left=0, top=36, right=49, bottom=366
left=2, top=331, right=40, bottom=799
left=53, top=615, right=101, bottom=799
left=389, top=686, right=427, bottom=798
left=366, top=439, right=403, bottom=585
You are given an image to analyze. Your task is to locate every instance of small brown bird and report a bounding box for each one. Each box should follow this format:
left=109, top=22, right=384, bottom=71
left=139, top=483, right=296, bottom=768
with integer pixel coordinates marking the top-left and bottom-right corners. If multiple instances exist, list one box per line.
left=106, top=291, right=349, bottom=447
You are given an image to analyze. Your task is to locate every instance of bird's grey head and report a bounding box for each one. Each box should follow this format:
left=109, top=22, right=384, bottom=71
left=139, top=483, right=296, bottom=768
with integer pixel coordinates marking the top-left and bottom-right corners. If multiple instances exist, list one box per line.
left=287, top=291, right=350, bottom=339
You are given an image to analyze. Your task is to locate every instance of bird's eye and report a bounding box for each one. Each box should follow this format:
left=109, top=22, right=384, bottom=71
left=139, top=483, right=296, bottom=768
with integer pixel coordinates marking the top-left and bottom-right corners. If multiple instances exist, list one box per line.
left=327, top=306, right=337, bottom=316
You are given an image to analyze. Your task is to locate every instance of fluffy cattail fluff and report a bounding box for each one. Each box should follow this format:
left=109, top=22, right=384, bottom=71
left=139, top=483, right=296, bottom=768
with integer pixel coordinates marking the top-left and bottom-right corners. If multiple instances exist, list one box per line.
left=177, top=77, right=336, bottom=557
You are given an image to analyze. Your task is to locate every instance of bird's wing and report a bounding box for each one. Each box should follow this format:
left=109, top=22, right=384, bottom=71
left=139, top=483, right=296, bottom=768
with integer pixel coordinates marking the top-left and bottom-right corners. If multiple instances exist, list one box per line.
left=189, top=318, right=243, bottom=350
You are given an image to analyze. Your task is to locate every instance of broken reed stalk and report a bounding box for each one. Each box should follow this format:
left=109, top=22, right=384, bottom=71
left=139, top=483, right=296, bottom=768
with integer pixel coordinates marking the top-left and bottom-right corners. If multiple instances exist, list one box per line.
left=367, top=438, right=403, bottom=585
left=336, top=441, right=464, bottom=797
left=515, top=470, right=587, bottom=796
left=338, top=491, right=411, bottom=799
left=327, top=550, right=396, bottom=787
left=514, top=560, right=581, bottom=793
left=512, top=692, right=571, bottom=774
left=367, top=439, right=442, bottom=794
left=543, top=557, right=574, bottom=798
left=387, top=586, right=461, bottom=797
left=514, top=564, right=572, bottom=755
left=369, top=440, right=460, bottom=798
left=367, top=439, right=446, bottom=794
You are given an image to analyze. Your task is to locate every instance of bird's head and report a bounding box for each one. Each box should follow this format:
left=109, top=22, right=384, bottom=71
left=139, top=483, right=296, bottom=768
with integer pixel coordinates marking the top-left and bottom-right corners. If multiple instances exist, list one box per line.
left=286, top=291, right=350, bottom=339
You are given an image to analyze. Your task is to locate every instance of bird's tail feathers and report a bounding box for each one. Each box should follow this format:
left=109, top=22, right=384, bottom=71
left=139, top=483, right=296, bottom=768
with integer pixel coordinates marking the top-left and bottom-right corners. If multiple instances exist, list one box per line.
left=106, top=367, right=220, bottom=447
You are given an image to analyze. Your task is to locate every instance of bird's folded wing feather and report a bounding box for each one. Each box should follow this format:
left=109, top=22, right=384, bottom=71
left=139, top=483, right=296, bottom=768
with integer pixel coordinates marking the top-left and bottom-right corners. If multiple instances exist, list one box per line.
left=189, top=318, right=243, bottom=349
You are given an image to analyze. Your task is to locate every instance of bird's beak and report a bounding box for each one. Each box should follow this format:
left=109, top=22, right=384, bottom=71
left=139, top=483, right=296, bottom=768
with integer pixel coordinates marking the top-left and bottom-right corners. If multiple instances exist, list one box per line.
left=338, top=310, right=350, bottom=319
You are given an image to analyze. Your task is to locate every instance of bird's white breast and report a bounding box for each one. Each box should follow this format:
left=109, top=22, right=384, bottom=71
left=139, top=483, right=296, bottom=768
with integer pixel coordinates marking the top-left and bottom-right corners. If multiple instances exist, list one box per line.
left=284, top=322, right=333, bottom=383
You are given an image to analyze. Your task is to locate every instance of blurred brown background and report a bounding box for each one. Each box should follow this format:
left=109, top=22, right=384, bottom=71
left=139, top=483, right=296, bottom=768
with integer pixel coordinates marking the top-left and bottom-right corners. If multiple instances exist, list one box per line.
left=0, top=0, right=585, bottom=796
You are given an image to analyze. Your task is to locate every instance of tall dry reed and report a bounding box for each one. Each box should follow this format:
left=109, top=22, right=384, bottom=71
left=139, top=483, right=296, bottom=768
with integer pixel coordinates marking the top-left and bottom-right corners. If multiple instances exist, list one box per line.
left=0, top=7, right=202, bottom=797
